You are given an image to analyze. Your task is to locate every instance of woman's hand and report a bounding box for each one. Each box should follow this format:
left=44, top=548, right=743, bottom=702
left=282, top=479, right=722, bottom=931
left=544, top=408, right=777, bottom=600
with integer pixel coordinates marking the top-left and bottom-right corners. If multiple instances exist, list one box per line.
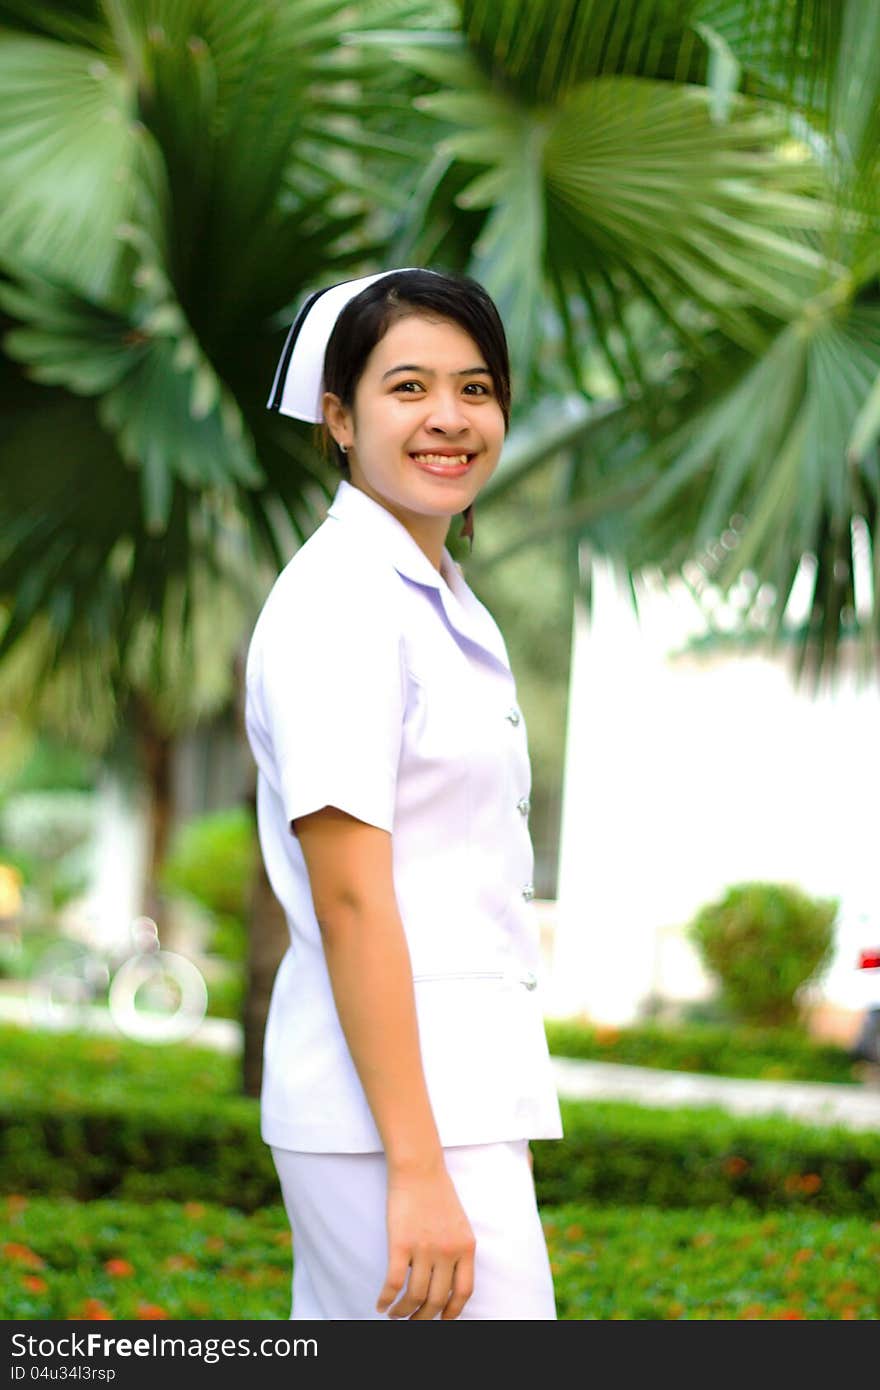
left=376, top=1158, right=476, bottom=1320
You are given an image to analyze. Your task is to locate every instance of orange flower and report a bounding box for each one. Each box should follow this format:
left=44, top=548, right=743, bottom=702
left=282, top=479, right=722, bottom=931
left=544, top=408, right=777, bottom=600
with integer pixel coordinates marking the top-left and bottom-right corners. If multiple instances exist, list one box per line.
left=135, top=1303, right=169, bottom=1320
left=774, top=1308, right=805, bottom=1319
left=739, top=1304, right=765, bottom=1319
left=22, top=1275, right=48, bottom=1294
left=784, top=1172, right=822, bottom=1195
left=104, top=1258, right=134, bottom=1278
left=204, top=1236, right=225, bottom=1253
left=184, top=1202, right=206, bottom=1219
left=792, top=1248, right=813, bottom=1264
left=3, top=1243, right=44, bottom=1269
left=564, top=1224, right=584, bottom=1241
left=722, top=1156, right=749, bottom=1177
left=74, top=1299, right=114, bottom=1320
left=6, top=1195, right=28, bottom=1215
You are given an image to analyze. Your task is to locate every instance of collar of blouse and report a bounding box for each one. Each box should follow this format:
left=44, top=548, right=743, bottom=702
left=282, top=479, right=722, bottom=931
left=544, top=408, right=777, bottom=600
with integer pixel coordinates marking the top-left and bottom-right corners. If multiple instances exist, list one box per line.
left=326, top=479, right=511, bottom=675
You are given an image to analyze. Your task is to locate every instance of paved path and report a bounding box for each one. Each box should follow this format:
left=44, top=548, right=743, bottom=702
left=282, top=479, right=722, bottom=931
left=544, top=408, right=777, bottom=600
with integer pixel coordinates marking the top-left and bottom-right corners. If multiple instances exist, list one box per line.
left=2, top=994, right=878, bottom=1131
left=551, top=1056, right=880, bottom=1131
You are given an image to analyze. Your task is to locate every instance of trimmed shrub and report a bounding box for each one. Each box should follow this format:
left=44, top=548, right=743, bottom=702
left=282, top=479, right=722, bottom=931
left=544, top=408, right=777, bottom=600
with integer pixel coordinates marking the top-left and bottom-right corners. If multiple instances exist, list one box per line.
left=160, top=808, right=255, bottom=966
left=531, top=1099, right=880, bottom=1215
left=3, top=1086, right=879, bottom=1218
left=2, top=1022, right=877, bottom=1218
left=687, top=882, right=837, bottom=1026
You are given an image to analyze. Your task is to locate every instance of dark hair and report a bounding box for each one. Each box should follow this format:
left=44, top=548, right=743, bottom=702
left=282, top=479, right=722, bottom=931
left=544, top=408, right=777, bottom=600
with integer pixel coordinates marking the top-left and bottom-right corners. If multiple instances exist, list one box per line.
left=317, top=268, right=511, bottom=476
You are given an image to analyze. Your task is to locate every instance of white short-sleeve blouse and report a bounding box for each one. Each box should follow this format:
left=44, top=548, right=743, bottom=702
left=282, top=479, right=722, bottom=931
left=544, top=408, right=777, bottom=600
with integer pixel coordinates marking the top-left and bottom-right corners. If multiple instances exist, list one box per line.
left=245, top=478, right=564, bottom=1151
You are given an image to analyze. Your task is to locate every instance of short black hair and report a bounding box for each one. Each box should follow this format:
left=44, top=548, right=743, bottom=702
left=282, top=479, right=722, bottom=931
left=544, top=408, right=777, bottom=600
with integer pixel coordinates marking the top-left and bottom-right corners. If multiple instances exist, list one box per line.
left=318, top=268, right=511, bottom=474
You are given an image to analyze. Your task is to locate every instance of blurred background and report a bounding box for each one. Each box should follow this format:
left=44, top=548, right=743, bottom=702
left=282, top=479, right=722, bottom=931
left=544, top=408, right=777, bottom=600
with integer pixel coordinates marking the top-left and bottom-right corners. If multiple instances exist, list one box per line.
left=1, top=0, right=879, bottom=1321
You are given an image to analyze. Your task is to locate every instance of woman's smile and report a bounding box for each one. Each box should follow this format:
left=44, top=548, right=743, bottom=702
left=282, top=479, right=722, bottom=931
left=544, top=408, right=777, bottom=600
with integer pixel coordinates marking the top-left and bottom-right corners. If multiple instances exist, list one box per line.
left=409, top=450, right=477, bottom=477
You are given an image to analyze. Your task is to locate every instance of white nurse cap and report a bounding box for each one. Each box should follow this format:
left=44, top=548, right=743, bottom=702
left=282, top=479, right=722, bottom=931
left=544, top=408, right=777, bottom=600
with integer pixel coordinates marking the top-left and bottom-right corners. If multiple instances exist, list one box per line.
left=267, top=267, right=438, bottom=423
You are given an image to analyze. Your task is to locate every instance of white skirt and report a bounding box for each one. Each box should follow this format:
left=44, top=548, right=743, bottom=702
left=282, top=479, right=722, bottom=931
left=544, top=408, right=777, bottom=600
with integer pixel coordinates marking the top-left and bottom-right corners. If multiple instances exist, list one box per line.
left=270, top=1139, right=557, bottom=1320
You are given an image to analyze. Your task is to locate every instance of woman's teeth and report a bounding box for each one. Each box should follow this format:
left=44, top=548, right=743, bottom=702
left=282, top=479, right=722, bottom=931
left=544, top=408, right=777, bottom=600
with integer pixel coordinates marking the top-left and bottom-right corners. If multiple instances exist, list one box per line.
left=411, top=453, right=470, bottom=465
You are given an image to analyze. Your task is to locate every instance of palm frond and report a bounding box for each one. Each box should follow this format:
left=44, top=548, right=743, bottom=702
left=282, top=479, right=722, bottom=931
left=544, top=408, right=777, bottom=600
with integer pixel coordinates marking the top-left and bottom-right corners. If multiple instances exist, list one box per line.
left=0, top=33, right=138, bottom=298
left=1, top=262, right=262, bottom=534
left=0, top=1, right=108, bottom=47
left=457, top=0, right=705, bottom=103
left=407, top=57, right=837, bottom=388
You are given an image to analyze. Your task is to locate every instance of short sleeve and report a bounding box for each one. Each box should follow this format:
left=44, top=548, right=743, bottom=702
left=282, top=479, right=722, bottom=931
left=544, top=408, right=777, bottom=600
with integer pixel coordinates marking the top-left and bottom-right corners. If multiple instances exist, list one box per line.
left=251, top=575, right=406, bottom=835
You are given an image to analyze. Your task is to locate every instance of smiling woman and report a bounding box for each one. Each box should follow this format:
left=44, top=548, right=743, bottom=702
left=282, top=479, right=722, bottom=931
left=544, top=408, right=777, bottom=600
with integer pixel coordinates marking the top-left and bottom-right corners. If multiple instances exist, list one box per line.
left=314, top=269, right=512, bottom=559
left=322, top=310, right=506, bottom=563
left=248, top=268, right=563, bottom=1321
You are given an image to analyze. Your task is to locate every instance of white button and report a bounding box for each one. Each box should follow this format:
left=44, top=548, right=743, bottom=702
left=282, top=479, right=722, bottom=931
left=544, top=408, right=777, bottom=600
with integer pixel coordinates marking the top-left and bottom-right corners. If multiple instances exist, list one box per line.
left=517, top=797, right=530, bottom=816
left=506, top=707, right=520, bottom=725
left=521, top=883, right=534, bottom=901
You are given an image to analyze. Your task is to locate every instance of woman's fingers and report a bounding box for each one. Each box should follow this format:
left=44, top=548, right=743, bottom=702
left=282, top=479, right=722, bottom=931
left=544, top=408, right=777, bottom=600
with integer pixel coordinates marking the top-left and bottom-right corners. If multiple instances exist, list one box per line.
left=379, top=1168, right=477, bottom=1318
left=375, top=1248, right=411, bottom=1315
left=379, top=1244, right=476, bottom=1320
left=440, top=1249, right=475, bottom=1320
left=388, top=1252, right=445, bottom=1319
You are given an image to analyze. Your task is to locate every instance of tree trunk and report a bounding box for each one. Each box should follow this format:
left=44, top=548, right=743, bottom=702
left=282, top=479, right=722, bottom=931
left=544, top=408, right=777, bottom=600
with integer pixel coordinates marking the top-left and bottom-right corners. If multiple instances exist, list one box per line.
left=242, top=839, right=289, bottom=1098
left=233, top=645, right=288, bottom=1098
left=131, top=693, right=174, bottom=937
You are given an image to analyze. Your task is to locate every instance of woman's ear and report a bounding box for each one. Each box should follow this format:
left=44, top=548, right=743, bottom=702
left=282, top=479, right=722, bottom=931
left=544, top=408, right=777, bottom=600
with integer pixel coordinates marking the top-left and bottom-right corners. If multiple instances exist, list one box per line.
left=322, top=392, right=352, bottom=452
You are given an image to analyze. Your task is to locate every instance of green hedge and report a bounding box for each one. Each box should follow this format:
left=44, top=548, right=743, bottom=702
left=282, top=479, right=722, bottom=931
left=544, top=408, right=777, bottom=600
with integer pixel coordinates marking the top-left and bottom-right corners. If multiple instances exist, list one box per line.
left=0, top=1011, right=859, bottom=1100
left=3, top=1196, right=878, bottom=1320
left=0, top=1024, right=236, bottom=1107
left=544, top=1018, right=859, bottom=1084
left=538, top=1099, right=880, bottom=1215
left=2, top=1023, right=877, bottom=1218
left=3, top=1086, right=879, bottom=1218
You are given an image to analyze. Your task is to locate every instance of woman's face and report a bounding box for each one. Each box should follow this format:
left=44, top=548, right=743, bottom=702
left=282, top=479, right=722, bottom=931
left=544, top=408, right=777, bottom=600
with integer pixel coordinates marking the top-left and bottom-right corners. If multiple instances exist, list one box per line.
left=324, top=312, right=506, bottom=530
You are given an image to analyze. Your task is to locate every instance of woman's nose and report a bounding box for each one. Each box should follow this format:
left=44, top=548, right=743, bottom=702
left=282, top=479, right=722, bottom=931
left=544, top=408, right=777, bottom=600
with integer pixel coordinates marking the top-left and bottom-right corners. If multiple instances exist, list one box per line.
left=424, top=391, right=469, bottom=433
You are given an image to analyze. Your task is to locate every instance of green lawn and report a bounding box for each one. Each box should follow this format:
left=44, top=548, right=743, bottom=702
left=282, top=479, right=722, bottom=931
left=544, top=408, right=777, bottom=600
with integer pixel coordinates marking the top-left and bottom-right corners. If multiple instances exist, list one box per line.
left=3, top=1195, right=878, bottom=1320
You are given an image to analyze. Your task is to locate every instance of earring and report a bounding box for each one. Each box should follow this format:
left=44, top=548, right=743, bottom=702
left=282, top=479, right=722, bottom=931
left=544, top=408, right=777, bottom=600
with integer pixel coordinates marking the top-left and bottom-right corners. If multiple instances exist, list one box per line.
left=459, top=503, right=474, bottom=553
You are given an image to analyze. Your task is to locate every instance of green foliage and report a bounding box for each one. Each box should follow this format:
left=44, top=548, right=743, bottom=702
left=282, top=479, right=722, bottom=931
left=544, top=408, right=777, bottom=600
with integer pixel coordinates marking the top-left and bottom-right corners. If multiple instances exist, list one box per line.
left=0, top=1196, right=291, bottom=1322
left=545, top=1015, right=858, bottom=1084
left=545, top=1199, right=880, bottom=1320
left=0, top=925, right=65, bottom=982
left=2, top=1022, right=878, bottom=1218
left=532, top=1099, right=880, bottom=1216
left=2, top=1194, right=877, bottom=1320
left=686, top=881, right=838, bottom=1026
left=0, top=1089, right=275, bottom=1210
left=203, top=966, right=244, bottom=1022
left=160, top=807, right=256, bottom=965
left=0, top=1024, right=236, bottom=1106
left=0, top=727, right=98, bottom=797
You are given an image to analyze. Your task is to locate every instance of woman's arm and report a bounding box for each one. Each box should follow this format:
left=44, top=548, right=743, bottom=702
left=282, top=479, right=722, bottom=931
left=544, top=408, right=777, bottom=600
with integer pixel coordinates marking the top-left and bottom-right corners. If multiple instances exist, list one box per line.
left=293, top=805, right=476, bottom=1321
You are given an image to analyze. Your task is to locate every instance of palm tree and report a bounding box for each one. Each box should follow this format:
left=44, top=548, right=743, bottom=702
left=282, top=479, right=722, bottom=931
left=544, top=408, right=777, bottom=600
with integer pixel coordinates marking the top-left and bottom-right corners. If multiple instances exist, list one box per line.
left=1, top=1, right=877, bottom=1089
left=0, top=0, right=436, bottom=1090
left=378, top=0, right=880, bottom=689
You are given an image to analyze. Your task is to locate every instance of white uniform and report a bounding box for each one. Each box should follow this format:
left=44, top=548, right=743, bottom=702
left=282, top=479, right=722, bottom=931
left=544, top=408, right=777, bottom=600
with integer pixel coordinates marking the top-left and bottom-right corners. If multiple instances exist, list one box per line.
left=244, top=477, right=564, bottom=1318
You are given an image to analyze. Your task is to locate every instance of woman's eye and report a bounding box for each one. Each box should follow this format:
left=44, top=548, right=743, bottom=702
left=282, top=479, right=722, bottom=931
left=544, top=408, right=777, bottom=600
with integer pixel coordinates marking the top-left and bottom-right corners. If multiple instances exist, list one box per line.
left=391, top=380, right=492, bottom=397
